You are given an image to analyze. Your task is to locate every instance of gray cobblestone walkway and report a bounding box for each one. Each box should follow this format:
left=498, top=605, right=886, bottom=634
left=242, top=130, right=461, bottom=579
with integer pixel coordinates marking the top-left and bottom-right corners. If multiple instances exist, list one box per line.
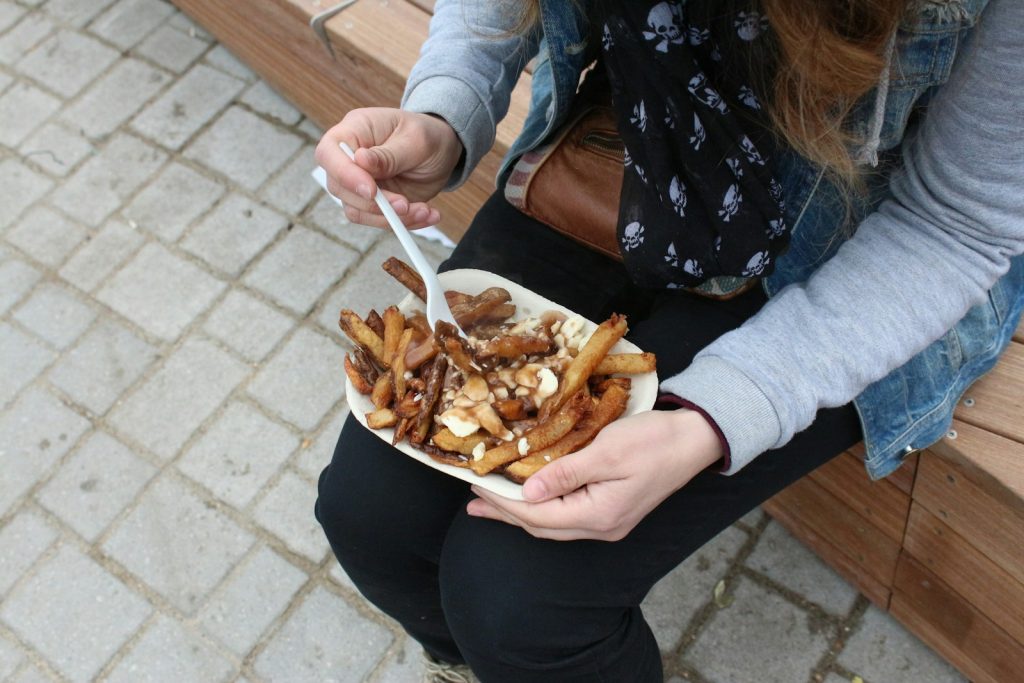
left=0, top=1, right=966, bottom=681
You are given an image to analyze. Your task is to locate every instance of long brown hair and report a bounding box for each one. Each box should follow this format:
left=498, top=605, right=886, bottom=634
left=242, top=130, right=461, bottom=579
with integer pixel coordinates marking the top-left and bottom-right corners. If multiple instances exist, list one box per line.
left=514, top=0, right=909, bottom=189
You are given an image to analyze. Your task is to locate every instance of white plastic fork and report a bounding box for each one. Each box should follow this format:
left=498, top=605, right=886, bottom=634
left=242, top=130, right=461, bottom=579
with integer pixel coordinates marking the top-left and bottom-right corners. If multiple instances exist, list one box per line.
left=339, top=142, right=464, bottom=336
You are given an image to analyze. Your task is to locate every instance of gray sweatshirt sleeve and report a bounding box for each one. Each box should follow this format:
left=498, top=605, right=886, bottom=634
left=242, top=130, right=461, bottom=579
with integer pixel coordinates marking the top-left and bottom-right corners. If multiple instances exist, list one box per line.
left=661, top=0, right=1024, bottom=474
left=401, top=0, right=539, bottom=189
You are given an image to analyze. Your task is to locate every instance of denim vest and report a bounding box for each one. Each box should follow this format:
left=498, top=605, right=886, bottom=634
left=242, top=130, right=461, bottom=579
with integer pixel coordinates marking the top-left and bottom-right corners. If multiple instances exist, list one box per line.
left=500, top=0, right=1024, bottom=479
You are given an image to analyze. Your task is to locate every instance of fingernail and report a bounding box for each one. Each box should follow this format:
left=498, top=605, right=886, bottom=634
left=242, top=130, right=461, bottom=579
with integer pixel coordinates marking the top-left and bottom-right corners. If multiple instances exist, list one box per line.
left=523, top=479, right=546, bottom=502
left=357, top=183, right=373, bottom=200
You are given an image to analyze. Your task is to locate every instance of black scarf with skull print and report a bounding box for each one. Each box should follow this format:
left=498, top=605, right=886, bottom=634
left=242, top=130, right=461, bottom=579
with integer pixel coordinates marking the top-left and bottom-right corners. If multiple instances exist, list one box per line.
left=599, top=0, right=788, bottom=289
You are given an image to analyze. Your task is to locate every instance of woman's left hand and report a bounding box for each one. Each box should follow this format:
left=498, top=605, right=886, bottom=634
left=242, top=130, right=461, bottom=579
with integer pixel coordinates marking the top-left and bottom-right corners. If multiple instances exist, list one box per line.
left=466, top=409, right=724, bottom=541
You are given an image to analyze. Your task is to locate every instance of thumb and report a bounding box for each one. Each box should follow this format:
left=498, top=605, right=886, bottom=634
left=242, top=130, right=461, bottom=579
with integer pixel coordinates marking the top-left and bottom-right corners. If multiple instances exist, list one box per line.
left=522, top=449, right=597, bottom=502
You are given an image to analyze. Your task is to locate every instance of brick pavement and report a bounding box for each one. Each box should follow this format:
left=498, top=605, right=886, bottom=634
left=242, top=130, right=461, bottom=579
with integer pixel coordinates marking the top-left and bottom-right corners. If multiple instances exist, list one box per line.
left=0, top=1, right=967, bottom=681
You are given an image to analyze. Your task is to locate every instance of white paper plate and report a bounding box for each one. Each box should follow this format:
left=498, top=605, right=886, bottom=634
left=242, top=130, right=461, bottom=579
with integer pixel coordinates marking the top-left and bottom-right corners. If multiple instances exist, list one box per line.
left=345, top=268, right=658, bottom=500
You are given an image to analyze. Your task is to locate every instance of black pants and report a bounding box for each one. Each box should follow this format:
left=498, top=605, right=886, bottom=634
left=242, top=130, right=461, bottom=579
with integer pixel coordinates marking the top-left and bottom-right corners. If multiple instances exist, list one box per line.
left=316, top=193, right=862, bottom=682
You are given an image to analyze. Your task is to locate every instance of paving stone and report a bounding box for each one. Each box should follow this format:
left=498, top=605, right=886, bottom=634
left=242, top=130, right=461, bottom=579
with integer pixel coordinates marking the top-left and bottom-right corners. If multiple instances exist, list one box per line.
left=240, top=80, right=302, bottom=125
left=180, top=193, right=288, bottom=276
left=316, top=235, right=441, bottom=338
left=37, top=430, right=156, bottom=541
left=0, top=258, right=42, bottom=315
left=90, top=0, right=174, bottom=50
left=248, top=327, right=346, bottom=431
left=123, top=161, right=225, bottom=242
left=108, top=337, right=248, bottom=460
left=0, top=544, right=151, bottom=683
left=244, top=226, right=357, bottom=315
left=641, top=526, right=747, bottom=653
left=297, top=117, right=321, bottom=139
left=0, top=388, right=90, bottom=516
left=198, top=545, right=307, bottom=655
left=12, top=283, right=96, bottom=350
left=58, top=219, right=145, bottom=293
left=185, top=106, right=303, bottom=190
left=4, top=207, right=90, bottom=273
left=262, top=146, right=320, bottom=216
left=736, top=506, right=764, bottom=529
left=131, top=63, right=244, bottom=150
left=327, top=558, right=357, bottom=593
left=0, top=70, right=10, bottom=93
left=178, top=401, right=300, bottom=509
left=746, top=521, right=859, bottom=616
left=376, top=638, right=429, bottom=683
left=102, top=474, right=255, bottom=614
left=61, top=58, right=172, bottom=139
left=0, top=81, right=61, bottom=147
left=97, top=242, right=226, bottom=342
left=52, top=134, right=166, bottom=227
left=0, top=632, right=25, bottom=680
left=294, top=404, right=348, bottom=480
left=253, top=470, right=330, bottom=562
left=0, top=2, right=25, bottom=33
left=254, top=586, right=393, bottom=682
left=202, top=289, right=293, bottom=362
left=105, top=615, right=235, bottom=683
left=0, top=322, right=57, bottom=407
left=837, top=606, right=966, bottom=683
left=0, top=158, right=53, bottom=230
left=42, top=0, right=117, bottom=27
left=687, top=577, right=831, bottom=683
left=823, top=674, right=853, bottom=683
left=0, top=13, right=53, bottom=66
left=8, top=661, right=56, bottom=683
left=305, top=194, right=384, bottom=253
left=0, top=510, right=58, bottom=596
left=203, top=44, right=254, bottom=81
left=15, top=29, right=119, bottom=97
left=134, top=22, right=208, bottom=73
left=48, top=318, right=158, bottom=415
left=19, top=122, right=96, bottom=177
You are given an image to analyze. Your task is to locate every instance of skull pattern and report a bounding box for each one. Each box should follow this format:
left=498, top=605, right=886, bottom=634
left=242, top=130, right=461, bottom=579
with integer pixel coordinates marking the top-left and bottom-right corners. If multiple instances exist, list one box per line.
left=735, top=11, right=769, bottom=41
left=664, top=242, right=679, bottom=267
left=690, top=113, right=706, bottom=150
left=622, top=221, right=646, bottom=251
left=688, top=72, right=729, bottom=114
left=642, top=2, right=685, bottom=53
left=631, top=100, right=648, bottom=132
left=669, top=175, right=688, bottom=216
left=718, top=183, right=743, bottom=222
left=741, top=250, right=771, bottom=276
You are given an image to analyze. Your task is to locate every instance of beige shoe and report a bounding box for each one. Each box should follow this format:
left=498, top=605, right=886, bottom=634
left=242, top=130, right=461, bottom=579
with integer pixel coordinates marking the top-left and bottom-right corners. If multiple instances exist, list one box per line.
left=423, top=651, right=477, bottom=683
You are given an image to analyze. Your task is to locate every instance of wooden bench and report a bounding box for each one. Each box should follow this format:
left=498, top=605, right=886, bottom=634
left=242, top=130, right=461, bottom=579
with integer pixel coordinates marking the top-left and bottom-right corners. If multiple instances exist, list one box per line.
left=170, top=0, right=528, bottom=242
left=764, top=318, right=1024, bottom=683
left=172, top=2, right=1024, bottom=678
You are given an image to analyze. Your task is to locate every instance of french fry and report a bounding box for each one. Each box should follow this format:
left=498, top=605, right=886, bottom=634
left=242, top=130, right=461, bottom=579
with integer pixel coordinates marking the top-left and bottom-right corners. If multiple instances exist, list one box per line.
left=431, top=427, right=489, bottom=456
left=492, top=398, right=529, bottom=421
left=411, top=355, right=447, bottom=445
left=504, top=383, right=629, bottom=483
left=476, top=334, right=553, bottom=360
left=591, top=377, right=632, bottom=395
left=339, top=309, right=388, bottom=366
left=416, top=442, right=471, bottom=468
left=593, top=352, right=657, bottom=376
left=382, top=306, right=405, bottom=365
left=371, top=371, right=393, bottom=410
left=452, top=287, right=513, bottom=329
left=344, top=354, right=374, bottom=394
left=365, top=309, right=385, bottom=338
left=382, top=257, right=427, bottom=301
left=471, top=391, right=589, bottom=475
left=393, top=416, right=412, bottom=444
left=366, top=408, right=398, bottom=429
left=392, top=328, right=414, bottom=399
left=539, top=314, right=627, bottom=420
left=405, top=313, right=433, bottom=339
left=405, top=336, right=439, bottom=370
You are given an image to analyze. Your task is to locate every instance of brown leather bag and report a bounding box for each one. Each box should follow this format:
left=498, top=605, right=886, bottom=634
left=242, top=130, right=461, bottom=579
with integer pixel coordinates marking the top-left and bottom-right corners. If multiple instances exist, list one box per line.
left=505, top=103, right=624, bottom=261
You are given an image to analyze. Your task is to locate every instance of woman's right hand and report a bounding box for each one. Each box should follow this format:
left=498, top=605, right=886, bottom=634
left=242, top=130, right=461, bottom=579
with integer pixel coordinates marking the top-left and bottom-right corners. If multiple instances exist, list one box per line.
left=315, top=108, right=464, bottom=230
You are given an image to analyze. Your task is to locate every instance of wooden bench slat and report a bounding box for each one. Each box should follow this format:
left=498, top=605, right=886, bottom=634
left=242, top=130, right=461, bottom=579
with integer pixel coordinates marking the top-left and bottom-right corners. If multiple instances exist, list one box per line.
left=929, top=419, right=1024, bottom=517
left=808, top=451, right=910, bottom=542
left=763, top=475, right=901, bottom=592
left=954, top=341, right=1024, bottom=445
left=1014, top=317, right=1023, bottom=344
left=913, top=454, right=1024, bottom=587
left=903, top=502, right=1024, bottom=645
left=891, top=555, right=1024, bottom=683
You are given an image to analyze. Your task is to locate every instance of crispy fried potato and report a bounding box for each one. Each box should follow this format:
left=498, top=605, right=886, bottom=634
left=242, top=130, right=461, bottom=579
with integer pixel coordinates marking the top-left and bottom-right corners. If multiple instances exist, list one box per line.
left=452, top=287, right=512, bottom=329
left=470, top=391, right=589, bottom=475
left=365, top=309, right=385, bottom=338
left=344, top=354, right=373, bottom=394
left=504, top=383, right=629, bottom=483
left=476, top=334, right=554, bottom=360
left=392, top=328, right=414, bottom=399
left=371, top=371, right=393, bottom=410
left=411, top=355, right=447, bottom=445
left=393, top=416, right=412, bottom=444
left=492, top=398, right=529, bottom=421
left=366, top=407, right=398, bottom=429
left=416, top=442, right=471, bottom=468
left=593, top=352, right=657, bottom=376
left=539, top=314, right=627, bottom=420
left=382, top=306, right=405, bottom=365
left=431, top=428, right=489, bottom=456
left=405, top=336, right=439, bottom=370
left=339, top=309, right=388, bottom=366
left=406, top=313, right=433, bottom=340
left=590, top=377, right=632, bottom=395
left=382, top=257, right=427, bottom=301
